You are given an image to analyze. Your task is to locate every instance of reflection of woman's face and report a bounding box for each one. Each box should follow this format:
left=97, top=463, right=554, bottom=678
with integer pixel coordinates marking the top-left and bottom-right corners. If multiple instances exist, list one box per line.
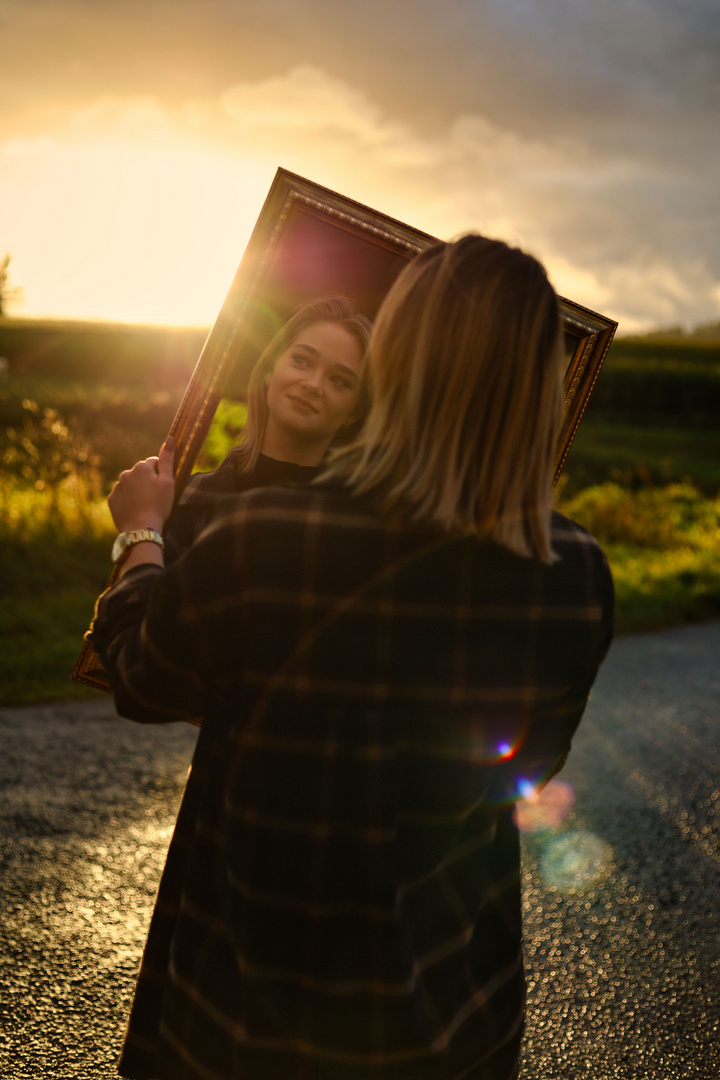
left=263, top=321, right=364, bottom=463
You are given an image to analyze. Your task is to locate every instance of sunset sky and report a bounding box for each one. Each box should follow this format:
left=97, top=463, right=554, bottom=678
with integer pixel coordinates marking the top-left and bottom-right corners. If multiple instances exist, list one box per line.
left=1, top=0, right=718, bottom=333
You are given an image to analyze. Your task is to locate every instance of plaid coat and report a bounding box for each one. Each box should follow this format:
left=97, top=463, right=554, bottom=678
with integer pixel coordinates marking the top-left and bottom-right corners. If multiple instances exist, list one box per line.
left=162, top=450, right=321, bottom=564
left=92, top=483, right=614, bottom=1080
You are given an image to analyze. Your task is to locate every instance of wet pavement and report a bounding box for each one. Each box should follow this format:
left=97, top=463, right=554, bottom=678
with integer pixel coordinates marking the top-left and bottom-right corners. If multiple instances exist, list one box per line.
left=0, top=621, right=718, bottom=1079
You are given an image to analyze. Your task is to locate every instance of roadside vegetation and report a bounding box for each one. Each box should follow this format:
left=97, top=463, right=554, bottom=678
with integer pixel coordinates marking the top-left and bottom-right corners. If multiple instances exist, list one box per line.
left=1, top=320, right=718, bottom=705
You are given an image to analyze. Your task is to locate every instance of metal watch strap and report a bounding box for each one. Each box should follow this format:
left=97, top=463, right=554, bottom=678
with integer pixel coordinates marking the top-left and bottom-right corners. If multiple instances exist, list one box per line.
left=126, top=528, right=164, bottom=548
left=112, top=528, right=165, bottom=565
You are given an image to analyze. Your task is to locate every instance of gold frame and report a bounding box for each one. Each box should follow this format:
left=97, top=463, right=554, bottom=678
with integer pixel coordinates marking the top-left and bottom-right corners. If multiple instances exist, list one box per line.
left=72, top=168, right=617, bottom=691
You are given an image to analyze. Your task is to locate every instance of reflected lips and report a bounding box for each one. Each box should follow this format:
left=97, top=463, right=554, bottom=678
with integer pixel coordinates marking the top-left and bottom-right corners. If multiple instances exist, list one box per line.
left=287, top=395, right=319, bottom=413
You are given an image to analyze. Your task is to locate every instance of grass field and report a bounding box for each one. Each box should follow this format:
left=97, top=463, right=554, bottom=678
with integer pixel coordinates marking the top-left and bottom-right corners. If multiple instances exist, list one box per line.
left=558, top=418, right=720, bottom=496
left=1, top=350, right=719, bottom=706
left=0, top=475, right=115, bottom=705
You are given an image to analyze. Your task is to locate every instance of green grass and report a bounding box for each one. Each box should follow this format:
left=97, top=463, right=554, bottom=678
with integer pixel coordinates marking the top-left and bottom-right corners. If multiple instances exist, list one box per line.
left=560, top=418, right=720, bottom=496
left=608, top=335, right=720, bottom=366
left=1, top=372, right=719, bottom=705
left=0, top=476, right=116, bottom=705
left=0, top=555, right=112, bottom=705
left=1, top=474, right=718, bottom=706
left=194, top=398, right=248, bottom=471
left=0, top=378, right=180, bottom=482
left=0, top=316, right=203, bottom=388
left=559, top=482, right=720, bottom=634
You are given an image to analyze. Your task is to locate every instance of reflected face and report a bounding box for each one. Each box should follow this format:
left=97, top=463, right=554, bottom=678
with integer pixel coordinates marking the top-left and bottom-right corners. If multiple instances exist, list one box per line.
left=264, top=321, right=364, bottom=457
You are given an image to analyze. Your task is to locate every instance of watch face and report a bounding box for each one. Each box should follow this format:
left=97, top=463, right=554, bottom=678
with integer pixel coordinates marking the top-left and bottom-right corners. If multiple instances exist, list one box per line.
left=111, top=533, right=129, bottom=563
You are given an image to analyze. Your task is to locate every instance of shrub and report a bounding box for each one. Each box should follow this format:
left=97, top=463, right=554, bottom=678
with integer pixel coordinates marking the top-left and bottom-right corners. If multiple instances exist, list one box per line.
left=559, top=482, right=720, bottom=632
left=194, top=399, right=248, bottom=472
left=3, top=397, right=101, bottom=491
left=560, top=482, right=720, bottom=548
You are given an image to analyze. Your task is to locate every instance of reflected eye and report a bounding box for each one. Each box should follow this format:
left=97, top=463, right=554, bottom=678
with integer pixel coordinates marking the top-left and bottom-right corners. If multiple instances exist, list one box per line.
left=292, top=353, right=309, bottom=367
left=331, top=375, right=352, bottom=389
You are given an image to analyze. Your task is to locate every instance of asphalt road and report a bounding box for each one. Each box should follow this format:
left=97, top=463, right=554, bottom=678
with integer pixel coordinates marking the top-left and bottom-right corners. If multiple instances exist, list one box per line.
left=1, top=621, right=718, bottom=1079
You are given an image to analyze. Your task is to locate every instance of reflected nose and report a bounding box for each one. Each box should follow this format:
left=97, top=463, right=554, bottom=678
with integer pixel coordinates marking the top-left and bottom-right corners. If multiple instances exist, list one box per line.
left=300, top=376, right=322, bottom=396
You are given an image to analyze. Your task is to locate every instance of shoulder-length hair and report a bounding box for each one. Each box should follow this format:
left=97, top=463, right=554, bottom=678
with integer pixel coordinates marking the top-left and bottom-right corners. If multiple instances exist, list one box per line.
left=325, top=235, right=564, bottom=562
left=235, top=296, right=373, bottom=473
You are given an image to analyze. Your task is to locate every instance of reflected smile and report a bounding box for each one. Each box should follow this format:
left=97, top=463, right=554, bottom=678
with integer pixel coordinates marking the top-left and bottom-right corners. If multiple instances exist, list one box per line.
left=287, top=394, right=319, bottom=413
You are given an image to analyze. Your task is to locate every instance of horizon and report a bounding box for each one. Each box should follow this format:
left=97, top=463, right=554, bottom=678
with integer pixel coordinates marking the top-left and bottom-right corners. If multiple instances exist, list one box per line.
left=4, top=310, right=720, bottom=343
left=2, top=2, right=718, bottom=335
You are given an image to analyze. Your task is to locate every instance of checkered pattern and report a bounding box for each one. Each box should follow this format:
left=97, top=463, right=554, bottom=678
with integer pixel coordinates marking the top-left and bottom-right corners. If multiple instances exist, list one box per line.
left=163, top=450, right=321, bottom=564
left=92, top=485, right=613, bottom=1080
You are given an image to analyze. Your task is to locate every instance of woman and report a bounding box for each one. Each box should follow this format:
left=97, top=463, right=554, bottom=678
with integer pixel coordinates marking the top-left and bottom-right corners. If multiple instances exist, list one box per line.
left=103, top=295, right=370, bottom=1074
left=93, top=235, right=613, bottom=1080
left=164, top=295, right=372, bottom=561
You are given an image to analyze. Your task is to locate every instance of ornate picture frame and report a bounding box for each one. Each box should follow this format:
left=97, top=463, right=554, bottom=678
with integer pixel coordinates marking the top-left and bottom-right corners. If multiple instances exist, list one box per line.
left=72, top=168, right=617, bottom=690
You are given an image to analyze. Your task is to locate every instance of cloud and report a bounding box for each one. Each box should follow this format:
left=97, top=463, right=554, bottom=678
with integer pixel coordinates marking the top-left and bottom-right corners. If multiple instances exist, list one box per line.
left=3, top=0, right=718, bottom=144
left=171, top=64, right=717, bottom=332
left=1, top=0, right=718, bottom=332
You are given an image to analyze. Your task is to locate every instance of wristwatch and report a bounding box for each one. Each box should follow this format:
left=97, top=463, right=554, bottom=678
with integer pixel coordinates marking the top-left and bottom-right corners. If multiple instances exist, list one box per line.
left=111, top=528, right=165, bottom=566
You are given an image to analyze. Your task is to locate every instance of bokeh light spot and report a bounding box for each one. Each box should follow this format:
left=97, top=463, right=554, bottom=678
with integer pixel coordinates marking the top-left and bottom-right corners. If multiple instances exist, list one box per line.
left=515, top=777, right=575, bottom=833
left=539, top=830, right=613, bottom=894
left=518, top=779, right=538, bottom=802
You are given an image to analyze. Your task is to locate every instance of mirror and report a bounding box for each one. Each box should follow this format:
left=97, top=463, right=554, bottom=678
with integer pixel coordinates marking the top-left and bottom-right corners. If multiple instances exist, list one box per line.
left=72, top=168, right=617, bottom=691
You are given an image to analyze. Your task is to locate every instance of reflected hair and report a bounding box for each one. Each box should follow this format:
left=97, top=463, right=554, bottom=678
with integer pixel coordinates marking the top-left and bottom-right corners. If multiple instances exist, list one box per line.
left=236, top=296, right=372, bottom=473
left=324, top=235, right=564, bottom=562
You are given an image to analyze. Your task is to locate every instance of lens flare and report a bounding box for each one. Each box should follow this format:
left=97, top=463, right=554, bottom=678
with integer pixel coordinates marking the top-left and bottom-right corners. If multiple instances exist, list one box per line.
left=539, top=830, right=613, bottom=894
left=518, top=778, right=538, bottom=802
left=514, top=777, right=575, bottom=833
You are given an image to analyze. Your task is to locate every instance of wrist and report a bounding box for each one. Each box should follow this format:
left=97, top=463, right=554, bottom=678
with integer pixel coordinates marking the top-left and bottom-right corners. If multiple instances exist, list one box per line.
left=112, top=528, right=165, bottom=567
left=115, top=518, right=166, bottom=535
left=117, top=540, right=165, bottom=579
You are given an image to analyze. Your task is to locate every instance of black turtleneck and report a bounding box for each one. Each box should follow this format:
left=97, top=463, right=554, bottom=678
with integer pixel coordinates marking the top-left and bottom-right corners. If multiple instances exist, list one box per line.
left=164, top=449, right=322, bottom=564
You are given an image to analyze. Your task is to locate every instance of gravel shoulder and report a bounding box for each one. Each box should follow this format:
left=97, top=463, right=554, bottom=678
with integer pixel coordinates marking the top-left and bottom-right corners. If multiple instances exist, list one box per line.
left=1, top=622, right=718, bottom=1079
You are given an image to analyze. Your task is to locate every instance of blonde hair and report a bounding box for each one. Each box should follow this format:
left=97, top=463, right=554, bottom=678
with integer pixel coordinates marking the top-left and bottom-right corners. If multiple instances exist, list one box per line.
left=325, top=235, right=564, bottom=562
left=235, top=296, right=372, bottom=473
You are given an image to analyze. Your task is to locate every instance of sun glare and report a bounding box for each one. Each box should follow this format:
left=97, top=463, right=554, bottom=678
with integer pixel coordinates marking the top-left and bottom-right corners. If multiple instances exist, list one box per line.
left=1, top=136, right=275, bottom=325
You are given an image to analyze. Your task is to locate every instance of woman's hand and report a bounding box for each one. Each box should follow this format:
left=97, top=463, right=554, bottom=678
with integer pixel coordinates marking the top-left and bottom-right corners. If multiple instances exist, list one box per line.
left=108, top=437, right=176, bottom=534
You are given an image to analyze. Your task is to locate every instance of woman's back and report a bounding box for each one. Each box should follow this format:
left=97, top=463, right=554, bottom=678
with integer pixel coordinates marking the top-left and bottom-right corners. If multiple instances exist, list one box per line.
left=93, top=234, right=614, bottom=1080
left=96, top=481, right=612, bottom=1078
